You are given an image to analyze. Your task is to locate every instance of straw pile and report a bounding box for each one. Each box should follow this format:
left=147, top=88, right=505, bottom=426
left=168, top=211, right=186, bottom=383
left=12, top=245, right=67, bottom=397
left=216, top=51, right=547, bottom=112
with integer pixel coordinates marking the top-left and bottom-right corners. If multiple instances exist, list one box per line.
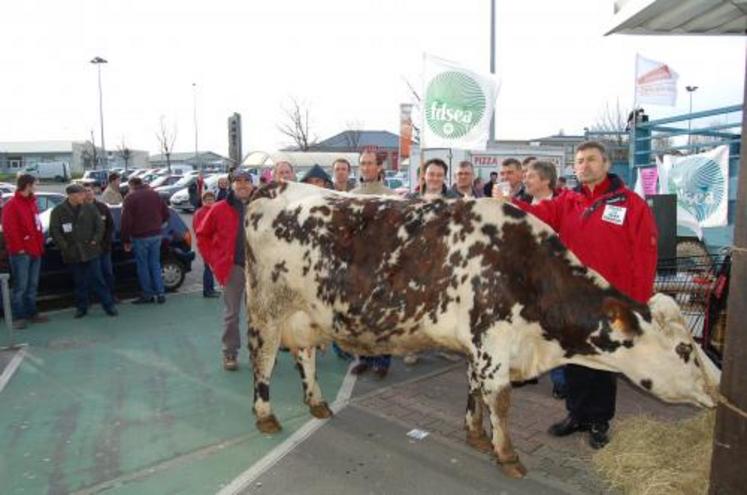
left=592, top=411, right=715, bottom=495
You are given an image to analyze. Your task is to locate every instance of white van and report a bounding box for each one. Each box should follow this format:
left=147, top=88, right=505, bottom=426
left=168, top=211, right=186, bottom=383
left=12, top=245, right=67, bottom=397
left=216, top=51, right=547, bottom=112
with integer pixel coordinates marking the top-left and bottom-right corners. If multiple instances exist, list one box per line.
left=17, top=161, right=71, bottom=182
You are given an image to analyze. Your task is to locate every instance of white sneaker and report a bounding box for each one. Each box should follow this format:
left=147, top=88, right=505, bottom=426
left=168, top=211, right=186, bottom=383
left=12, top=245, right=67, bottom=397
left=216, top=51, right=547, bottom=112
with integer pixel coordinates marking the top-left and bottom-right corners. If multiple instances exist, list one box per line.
left=403, top=353, right=418, bottom=365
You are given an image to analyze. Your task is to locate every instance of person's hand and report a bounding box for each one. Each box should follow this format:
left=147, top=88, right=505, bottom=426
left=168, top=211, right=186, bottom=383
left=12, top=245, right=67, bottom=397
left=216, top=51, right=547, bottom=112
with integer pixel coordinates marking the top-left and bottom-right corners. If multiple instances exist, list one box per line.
left=18, top=250, right=26, bottom=255
left=90, top=240, right=96, bottom=246
left=124, top=242, right=132, bottom=252
left=492, top=183, right=508, bottom=201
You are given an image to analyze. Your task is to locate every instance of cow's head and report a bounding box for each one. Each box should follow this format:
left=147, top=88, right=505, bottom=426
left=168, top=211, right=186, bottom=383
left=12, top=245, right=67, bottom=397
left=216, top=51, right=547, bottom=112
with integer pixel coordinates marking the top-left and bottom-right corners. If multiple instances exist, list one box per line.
left=599, top=293, right=720, bottom=408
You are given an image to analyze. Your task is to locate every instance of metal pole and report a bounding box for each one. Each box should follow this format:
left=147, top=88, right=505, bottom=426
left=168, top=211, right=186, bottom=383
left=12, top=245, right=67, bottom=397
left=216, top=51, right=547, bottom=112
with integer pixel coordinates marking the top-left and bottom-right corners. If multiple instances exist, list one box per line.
left=688, top=91, right=693, bottom=147
left=489, top=0, right=496, bottom=143
left=97, top=63, right=106, bottom=168
left=708, top=47, right=747, bottom=494
left=1, top=274, right=17, bottom=350
left=193, top=82, right=200, bottom=176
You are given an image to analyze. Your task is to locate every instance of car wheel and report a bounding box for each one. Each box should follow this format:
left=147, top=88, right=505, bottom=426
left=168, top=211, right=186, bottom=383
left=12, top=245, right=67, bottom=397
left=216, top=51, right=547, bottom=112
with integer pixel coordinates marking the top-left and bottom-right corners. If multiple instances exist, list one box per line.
left=161, top=258, right=185, bottom=292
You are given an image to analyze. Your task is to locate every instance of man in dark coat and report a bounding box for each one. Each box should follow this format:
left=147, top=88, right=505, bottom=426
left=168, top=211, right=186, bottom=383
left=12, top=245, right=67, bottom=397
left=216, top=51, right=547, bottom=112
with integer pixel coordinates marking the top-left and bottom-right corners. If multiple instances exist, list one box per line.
left=84, top=185, right=116, bottom=300
left=50, top=184, right=117, bottom=318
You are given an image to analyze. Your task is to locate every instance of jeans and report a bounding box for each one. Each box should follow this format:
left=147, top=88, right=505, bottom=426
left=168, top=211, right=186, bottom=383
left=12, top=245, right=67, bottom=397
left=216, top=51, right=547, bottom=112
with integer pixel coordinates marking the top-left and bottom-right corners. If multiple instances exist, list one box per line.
left=99, top=251, right=115, bottom=295
left=71, top=257, right=115, bottom=311
left=203, top=263, right=215, bottom=295
left=550, top=366, right=566, bottom=387
left=9, top=254, right=41, bottom=320
left=362, top=354, right=391, bottom=370
left=132, top=236, right=164, bottom=298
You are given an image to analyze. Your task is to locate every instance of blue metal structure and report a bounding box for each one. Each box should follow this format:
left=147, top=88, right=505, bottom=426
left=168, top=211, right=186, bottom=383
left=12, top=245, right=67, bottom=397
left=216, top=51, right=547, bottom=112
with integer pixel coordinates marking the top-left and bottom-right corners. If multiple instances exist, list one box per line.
left=630, top=105, right=742, bottom=249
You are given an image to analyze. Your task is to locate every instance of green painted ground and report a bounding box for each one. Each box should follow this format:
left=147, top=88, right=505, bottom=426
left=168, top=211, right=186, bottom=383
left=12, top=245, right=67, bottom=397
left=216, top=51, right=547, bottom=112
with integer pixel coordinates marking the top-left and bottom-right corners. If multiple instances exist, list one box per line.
left=0, top=293, right=349, bottom=494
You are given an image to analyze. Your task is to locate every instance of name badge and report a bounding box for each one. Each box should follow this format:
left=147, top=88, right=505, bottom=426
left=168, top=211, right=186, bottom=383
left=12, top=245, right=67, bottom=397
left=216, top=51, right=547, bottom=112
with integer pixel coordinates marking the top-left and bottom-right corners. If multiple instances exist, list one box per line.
left=602, top=205, right=626, bottom=225
left=62, top=223, right=73, bottom=233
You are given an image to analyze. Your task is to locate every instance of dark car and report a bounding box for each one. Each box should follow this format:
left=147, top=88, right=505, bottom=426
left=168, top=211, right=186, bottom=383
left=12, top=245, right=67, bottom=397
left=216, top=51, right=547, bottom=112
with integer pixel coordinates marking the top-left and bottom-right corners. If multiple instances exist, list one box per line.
left=0, top=204, right=195, bottom=302
left=154, top=175, right=196, bottom=202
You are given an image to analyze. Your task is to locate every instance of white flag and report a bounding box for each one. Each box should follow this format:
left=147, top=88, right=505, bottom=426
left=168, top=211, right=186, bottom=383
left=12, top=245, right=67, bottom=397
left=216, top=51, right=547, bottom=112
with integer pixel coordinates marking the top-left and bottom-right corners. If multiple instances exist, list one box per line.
left=422, top=54, right=500, bottom=150
left=658, top=146, right=730, bottom=230
left=635, top=54, right=678, bottom=106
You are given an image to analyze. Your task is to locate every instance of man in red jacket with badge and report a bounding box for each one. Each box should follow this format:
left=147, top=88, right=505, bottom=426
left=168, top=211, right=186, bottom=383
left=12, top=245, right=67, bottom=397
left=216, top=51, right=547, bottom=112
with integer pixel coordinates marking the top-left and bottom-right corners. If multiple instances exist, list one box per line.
left=196, top=170, right=254, bottom=371
left=2, top=174, right=48, bottom=329
left=494, top=141, right=658, bottom=448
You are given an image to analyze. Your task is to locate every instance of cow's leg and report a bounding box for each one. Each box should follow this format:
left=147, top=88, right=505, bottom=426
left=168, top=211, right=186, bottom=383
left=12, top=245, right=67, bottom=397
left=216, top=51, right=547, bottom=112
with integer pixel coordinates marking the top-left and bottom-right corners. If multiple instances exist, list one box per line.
left=464, top=361, right=492, bottom=453
left=483, top=385, right=526, bottom=478
left=293, top=347, right=333, bottom=419
left=249, top=323, right=282, bottom=434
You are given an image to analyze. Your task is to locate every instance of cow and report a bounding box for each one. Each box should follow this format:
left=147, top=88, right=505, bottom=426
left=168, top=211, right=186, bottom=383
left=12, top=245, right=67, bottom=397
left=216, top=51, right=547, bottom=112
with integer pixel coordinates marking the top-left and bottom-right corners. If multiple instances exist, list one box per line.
left=243, top=181, right=720, bottom=479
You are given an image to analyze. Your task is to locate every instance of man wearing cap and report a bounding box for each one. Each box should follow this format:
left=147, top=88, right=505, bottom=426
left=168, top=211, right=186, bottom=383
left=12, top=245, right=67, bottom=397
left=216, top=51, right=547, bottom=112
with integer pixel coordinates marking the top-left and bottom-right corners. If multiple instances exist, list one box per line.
left=101, top=172, right=123, bottom=205
left=50, top=184, right=117, bottom=318
left=196, top=170, right=255, bottom=371
left=121, top=177, right=170, bottom=304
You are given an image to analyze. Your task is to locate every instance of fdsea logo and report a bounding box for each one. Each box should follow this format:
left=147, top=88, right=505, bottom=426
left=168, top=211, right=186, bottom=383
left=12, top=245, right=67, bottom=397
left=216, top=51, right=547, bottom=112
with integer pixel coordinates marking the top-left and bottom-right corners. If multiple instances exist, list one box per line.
left=425, top=71, right=486, bottom=139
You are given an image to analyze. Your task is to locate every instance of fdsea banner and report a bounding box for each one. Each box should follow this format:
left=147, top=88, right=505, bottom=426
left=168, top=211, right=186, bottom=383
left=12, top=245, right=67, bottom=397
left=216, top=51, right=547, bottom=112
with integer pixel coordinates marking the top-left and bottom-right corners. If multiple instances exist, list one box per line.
left=658, top=145, right=729, bottom=229
left=422, top=54, right=499, bottom=150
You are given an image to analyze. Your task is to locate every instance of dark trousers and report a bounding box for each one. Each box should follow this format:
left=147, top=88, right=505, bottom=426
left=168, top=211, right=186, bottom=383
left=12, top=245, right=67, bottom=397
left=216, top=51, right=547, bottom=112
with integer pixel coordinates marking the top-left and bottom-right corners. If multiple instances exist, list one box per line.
left=362, top=354, right=391, bottom=369
left=99, top=251, right=115, bottom=294
left=565, top=364, right=616, bottom=424
left=203, top=263, right=215, bottom=295
left=71, top=258, right=115, bottom=312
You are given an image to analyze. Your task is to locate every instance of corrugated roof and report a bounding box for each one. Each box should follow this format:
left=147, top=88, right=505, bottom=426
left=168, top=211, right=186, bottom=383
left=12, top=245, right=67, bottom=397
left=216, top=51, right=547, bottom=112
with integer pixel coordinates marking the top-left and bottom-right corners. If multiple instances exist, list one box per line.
left=606, top=0, right=747, bottom=35
left=313, top=130, right=401, bottom=150
left=0, top=141, right=81, bottom=154
left=149, top=151, right=228, bottom=162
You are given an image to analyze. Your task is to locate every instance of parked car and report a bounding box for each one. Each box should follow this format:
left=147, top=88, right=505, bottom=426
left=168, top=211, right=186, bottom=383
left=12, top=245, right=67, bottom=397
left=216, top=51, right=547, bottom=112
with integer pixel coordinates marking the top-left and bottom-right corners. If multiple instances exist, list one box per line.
left=0, top=205, right=195, bottom=301
left=0, top=182, right=16, bottom=194
left=169, top=174, right=227, bottom=212
left=78, top=170, right=109, bottom=192
left=0, top=192, right=66, bottom=216
left=155, top=175, right=197, bottom=202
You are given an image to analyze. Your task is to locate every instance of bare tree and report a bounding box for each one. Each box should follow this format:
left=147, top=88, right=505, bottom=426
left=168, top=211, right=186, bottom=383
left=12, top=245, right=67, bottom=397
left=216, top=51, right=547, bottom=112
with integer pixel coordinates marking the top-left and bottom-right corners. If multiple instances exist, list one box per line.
left=277, top=97, right=316, bottom=151
left=343, top=120, right=364, bottom=150
left=590, top=100, right=630, bottom=146
left=116, top=137, right=132, bottom=172
left=155, top=116, right=177, bottom=173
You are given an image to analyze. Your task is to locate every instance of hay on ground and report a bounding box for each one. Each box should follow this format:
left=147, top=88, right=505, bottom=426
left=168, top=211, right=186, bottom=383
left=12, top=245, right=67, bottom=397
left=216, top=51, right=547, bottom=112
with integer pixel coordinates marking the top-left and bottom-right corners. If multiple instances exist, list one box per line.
left=592, top=411, right=714, bottom=495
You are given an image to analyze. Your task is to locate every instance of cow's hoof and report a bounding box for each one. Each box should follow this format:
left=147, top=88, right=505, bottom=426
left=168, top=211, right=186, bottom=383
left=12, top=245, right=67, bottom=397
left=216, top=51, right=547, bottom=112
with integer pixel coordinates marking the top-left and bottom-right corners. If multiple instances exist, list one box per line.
left=309, top=402, right=333, bottom=419
left=466, top=432, right=493, bottom=454
left=256, top=415, right=282, bottom=434
left=498, top=458, right=527, bottom=479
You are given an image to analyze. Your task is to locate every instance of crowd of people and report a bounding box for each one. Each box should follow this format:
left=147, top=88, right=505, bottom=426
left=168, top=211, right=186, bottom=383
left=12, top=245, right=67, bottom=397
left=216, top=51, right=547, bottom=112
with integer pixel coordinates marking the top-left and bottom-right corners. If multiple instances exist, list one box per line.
left=2, top=140, right=655, bottom=450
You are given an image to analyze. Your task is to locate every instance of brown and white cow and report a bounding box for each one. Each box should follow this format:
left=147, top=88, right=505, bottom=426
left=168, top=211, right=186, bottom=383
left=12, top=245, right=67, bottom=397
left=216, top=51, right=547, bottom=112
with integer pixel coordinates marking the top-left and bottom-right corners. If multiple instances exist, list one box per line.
left=243, top=181, right=720, bottom=478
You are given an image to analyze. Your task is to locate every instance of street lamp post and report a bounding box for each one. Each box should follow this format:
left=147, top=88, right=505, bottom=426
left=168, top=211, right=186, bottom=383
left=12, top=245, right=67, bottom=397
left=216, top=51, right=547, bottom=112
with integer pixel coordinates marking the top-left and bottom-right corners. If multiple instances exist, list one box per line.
left=90, top=56, right=108, bottom=169
left=686, top=85, right=699, bottom=148
left=193, top=82, right=200, bottom=176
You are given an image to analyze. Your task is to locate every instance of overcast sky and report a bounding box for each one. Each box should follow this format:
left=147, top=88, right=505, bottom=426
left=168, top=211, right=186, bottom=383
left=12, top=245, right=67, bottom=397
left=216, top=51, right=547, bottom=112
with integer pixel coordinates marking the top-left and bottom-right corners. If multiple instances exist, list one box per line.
left=1, top=0, right=744, bottom=156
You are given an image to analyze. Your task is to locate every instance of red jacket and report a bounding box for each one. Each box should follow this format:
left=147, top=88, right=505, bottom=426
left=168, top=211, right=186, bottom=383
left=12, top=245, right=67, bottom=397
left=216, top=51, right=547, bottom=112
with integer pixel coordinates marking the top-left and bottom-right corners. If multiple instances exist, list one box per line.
left=196, top=199, right=239, bottom=285
left=1, top=192, right=44, bottom=257
left=516, top=174, right=658, bottom=303
left=192, top=203, right=211, bottom=232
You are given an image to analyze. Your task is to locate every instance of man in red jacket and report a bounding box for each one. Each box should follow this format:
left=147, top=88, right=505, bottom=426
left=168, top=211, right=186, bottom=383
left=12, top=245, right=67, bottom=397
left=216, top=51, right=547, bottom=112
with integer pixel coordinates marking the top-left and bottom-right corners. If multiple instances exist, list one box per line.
left=1, top=174, right=48, bottom=329
left=121, top=177, right=170, bottom=304
left=196, top=170, right=254, bottom=371
left=494, top=141, right=658, bottom=449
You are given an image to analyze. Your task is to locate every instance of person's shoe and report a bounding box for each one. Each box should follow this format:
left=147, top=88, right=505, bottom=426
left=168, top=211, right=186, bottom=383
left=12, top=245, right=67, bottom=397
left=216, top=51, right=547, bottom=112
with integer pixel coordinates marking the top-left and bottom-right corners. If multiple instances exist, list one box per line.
left=511, top=378, right=539, bottom=388
left=403, top=353, right=418, bottom=365
left=548, top=415, right=588, bottom=437
left=156, top=295, right=166, bottom=304
left=373, top=366, right=389, bottom=379
left=589, top=422, right=610, bottom=449
left=132, top=296, right=154, bottom=304
left=113, top=296, right=122, bottom=304
left=552, top=384, right=568, bottom=400
left=29, top=314, right=50, bottom=324
left=203, top=292, right=220, bottom=298
left=223, top=355, right=238, bottom=371
left=74, top=309, right=88, bottom=319
left=12, top=319, right=27, bottom=330
left=350, top=363, right=370, bottom=375
left=105, top=306, right=119, bottom=317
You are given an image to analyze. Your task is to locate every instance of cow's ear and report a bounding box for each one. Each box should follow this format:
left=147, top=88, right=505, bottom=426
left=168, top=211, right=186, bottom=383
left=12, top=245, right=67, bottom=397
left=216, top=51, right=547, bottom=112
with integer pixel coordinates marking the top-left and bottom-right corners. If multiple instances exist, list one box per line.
left=602, top=297, right=640, bottom=337
left=648, top=293, right=683, bottom=337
